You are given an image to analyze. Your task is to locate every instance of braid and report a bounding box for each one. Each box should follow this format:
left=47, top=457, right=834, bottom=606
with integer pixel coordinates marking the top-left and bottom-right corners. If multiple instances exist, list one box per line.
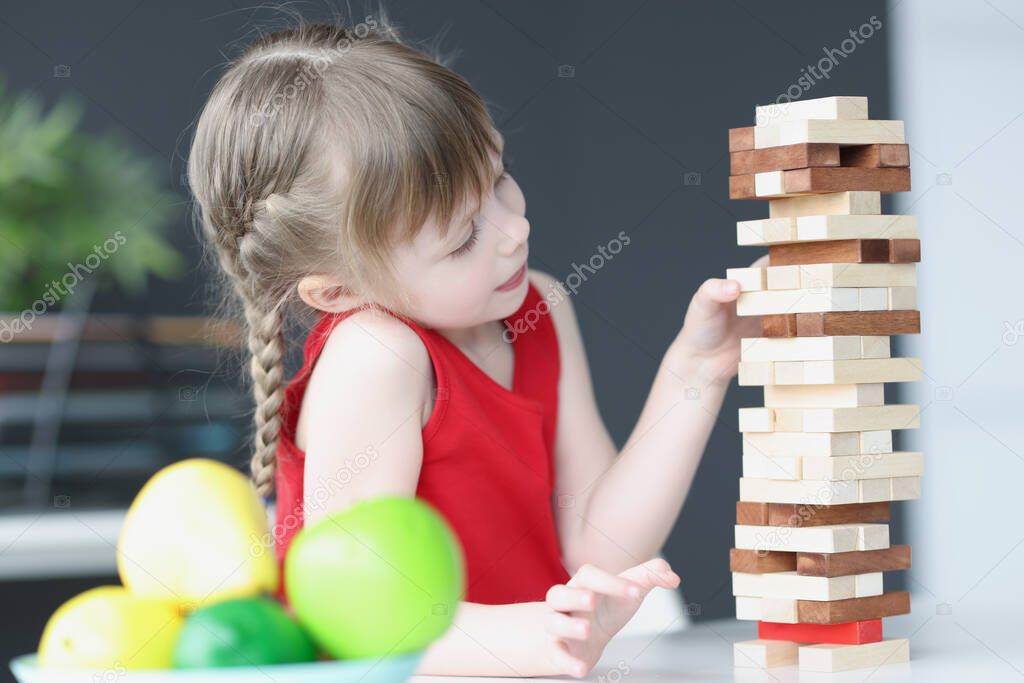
left=201, top=197, right=285, bottom=498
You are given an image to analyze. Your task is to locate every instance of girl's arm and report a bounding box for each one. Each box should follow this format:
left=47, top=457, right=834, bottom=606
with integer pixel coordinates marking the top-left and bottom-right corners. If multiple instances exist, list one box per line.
left=298, top=309, right=676, bottom=677
left=530, top=262, right=764, bottom=574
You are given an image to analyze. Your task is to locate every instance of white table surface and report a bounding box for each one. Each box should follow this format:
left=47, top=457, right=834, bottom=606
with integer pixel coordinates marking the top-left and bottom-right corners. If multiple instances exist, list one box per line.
left=412, top=610, right=1024, bottom=683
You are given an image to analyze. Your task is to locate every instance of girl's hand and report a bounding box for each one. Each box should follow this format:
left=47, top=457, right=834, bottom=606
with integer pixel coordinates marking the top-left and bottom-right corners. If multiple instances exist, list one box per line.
left=668, top=253, right=768, bottom=385
left=542, top=558, right=680, bottom=677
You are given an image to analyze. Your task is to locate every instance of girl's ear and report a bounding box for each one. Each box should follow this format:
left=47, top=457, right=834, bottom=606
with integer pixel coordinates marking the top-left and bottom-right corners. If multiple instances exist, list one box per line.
left=297, top=274, right=361, bottom=313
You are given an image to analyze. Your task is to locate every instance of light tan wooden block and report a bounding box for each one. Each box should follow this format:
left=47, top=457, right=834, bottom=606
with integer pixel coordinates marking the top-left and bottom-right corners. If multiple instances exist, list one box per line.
left=888, top=285, right=917, bottom=309
left=726, top=266, right=767, bottom=291
left=742, top=453, right=803, bottom=479
left=755, top=96, right=869, bottom=125
left=732, top=570, right=883, bottom=601
left=798, top=638, right=909, bottom=672
left=735, top=523, right=889, bottom=553
left=734, top=639, right=801, bottom=668
left=770, top=405, right=920, bottom=432
left=858, top=287, right=888, bottom=311
left=801, top=451, right=923, bottom=480
left=764, top=383, right=884, bottom=408
left=890, top=476, right=921, bottom=499
left=740, top=336, right=884, bottom=362
left=739, top=477, right=918, bottom=504
left=861, top=429, right=894, bottom=454
left=769, top=191, right=881, bottom=218
left=766, top=263, right=917, bottom=289
left=735, top=597, right=799, bottom=623
left=739, top=407, right=774, bottom=432
left=740, top=357, right=921, bottom=386
left=736, top=287, right=860, bottom=315
left=797, top=214, right=917, bottom=241
left=742, top=431, right=866, bottom=457
left=754, top=170, right=786, bottom=196
left=737, top=217, right=797, bottom=245
left=754, top=119, right=905, bottom=149
left=737, top=214, right=916, bottom=245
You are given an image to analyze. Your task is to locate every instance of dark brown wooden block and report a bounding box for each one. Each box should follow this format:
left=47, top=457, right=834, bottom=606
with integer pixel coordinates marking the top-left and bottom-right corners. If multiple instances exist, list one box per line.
left=729, top=174, right=756, bottom=200
left=890, top=238, right=921, bottom=263
left=840, top=144, right=910, bottom=168
left=769, top=239, right=893, bottom=265
left=797, top=591, right=911, bottom=624
left=737, top=501, right=891, bottom=527
left=730, top=143, right=840, bottom=176
left=736, top=501, right=769, bottom=525
left=797, top=545, right=912, bottom=578
left=783, top=167, right=911, bottom=194
left=730, top=548, right=797, bottom=574
left=729, top=126, right=754, bottom=152
left=761, top=311, right=921, bottom=337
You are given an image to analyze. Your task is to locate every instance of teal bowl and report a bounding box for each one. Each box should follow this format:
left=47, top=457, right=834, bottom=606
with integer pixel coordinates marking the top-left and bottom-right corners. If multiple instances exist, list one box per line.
left=10, top=651, right=424, bottom=683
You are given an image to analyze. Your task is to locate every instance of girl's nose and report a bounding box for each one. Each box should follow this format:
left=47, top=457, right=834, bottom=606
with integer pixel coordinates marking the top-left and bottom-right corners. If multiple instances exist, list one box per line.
left=498, top=215, right=530, bottom=257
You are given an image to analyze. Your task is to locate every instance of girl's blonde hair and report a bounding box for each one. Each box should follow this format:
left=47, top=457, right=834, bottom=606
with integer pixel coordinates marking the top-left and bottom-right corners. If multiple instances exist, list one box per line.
left=187, top=9, right=501, bottom=497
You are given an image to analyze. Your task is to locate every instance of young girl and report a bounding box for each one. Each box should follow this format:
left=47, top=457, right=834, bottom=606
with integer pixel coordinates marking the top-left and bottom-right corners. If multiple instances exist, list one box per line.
left=188, top=14, right=761, bottom=678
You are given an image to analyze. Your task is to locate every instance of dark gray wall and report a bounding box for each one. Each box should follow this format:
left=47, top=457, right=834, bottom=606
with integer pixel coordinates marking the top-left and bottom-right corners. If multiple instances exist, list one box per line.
left=0, top=1, right=894, bottom=666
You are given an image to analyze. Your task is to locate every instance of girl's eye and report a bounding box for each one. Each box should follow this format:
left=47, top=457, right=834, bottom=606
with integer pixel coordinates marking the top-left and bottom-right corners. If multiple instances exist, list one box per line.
left=451, top=219, right=480, bottom=258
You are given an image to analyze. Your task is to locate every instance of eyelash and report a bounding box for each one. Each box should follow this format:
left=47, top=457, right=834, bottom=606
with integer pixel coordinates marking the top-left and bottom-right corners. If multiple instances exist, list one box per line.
left=450, top=161, right=513, bottom=258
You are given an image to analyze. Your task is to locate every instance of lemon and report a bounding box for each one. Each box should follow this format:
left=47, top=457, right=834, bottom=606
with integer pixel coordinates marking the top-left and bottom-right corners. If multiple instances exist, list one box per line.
left=39, top=585, right=183, bottom=670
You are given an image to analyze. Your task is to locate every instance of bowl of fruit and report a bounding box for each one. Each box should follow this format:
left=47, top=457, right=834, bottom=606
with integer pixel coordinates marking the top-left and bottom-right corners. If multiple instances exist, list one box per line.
left=10, top=459, right=464, bottom=683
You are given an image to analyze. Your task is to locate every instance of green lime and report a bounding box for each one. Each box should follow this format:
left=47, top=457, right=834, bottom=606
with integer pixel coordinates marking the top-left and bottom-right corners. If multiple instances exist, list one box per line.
left=172, top=597, right=316, bottom=668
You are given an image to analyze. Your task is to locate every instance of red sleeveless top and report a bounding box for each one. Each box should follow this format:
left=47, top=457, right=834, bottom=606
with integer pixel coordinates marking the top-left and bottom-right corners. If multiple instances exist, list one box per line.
left=273, top=281, right=571, bottom=605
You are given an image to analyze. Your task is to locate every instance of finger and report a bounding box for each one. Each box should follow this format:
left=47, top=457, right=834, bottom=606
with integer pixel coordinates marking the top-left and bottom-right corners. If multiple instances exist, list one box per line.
left=549, top=639, right=588, bottom=679
left=568, top=563, right=643, bottom=599
left=546, top=584, right=596, bottom=612
left=748, top=252, right=770, bottom=268
left=620, top=558, right=681, bottom=589
left=545, top=611, right=591, bottom=641
left=688, top=279, right=741, bottom=328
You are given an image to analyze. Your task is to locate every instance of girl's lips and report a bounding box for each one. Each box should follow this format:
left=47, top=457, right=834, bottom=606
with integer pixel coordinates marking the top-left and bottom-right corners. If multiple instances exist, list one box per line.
left=496, top=263, right=527, bottom=291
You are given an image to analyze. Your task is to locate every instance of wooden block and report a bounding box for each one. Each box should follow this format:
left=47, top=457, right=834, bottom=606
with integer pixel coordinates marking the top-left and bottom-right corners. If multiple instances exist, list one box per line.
left=784, top=167, right=910, bottom=194
left=769, top=239, right=890, bottom=266
left=798, top=591, right=910, bottom=624
left=740, top=336, right=881, bottom=362
left=761, top=311, right=921, bottom=337
left=732, top=570, right=882, bottom=601
left=730, top=547, right=796, bottom=573
left=734, top=523, right=889, bottom=553
left=798, top=638, right=909, bottom=672
left=742, top=431, right=893, bottom=457
left=754, top=119, right=905, bottom=149
left=755, top=96, right=869, bottom=125
left=759, top=618, right=882, bottom=645
left=890, top=238, right=921, bottom=263
left=858, top=287, right=888, bottom=311
left=797, top=545, right=911, bottom=577
left=765, top=405, right=920, bottom=432
left=801, top=452, right=923, bottom=480
left=726, top=266, right=767, bottom=291
left=765, top=263, right=916, bottom=290
left=769, top=191, right=881, bottom=218
left=888, top=286, right=917, bottom=310
left=739, top=214, right=917, bottom=246
left=764, top=383, right=884, bottom=408
left=796, top=214, right=917, bottom=241
left=731, top=167, right=910, bottom=199
left=840, top=144, right=910, bottom=168
left=734, top=639, right=801, bottom=668
left=743, top=453, right=803, bottom=479
left=739, top=407, right=774, bottom=432
left=729, top=126, right=755, bottom=152
left=740, top=357, right=922, bottom=385
left=730, top=142, right=840, bottom=175
left=742, top=431, right=866, bottom=457
left=739, top=477, right=918, bottom=504
left=736, top=287, right=860, bottom=315
left=736, top=596, right=800, bottom=623
left=737, top=501, right=891, bottom=528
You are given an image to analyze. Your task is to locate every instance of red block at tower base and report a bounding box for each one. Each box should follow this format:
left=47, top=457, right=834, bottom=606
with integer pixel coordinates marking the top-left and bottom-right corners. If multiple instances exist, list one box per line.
left=758, top=619, right=882, bottom=645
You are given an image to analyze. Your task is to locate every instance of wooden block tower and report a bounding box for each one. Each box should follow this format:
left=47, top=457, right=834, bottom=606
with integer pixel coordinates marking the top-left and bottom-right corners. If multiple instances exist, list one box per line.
left=726, top=96, right=921, bottom=673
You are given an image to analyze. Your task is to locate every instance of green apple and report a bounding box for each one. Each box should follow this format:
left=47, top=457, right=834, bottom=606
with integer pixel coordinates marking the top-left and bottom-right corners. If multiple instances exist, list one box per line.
left=285, top=496, right=464, bottom=659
